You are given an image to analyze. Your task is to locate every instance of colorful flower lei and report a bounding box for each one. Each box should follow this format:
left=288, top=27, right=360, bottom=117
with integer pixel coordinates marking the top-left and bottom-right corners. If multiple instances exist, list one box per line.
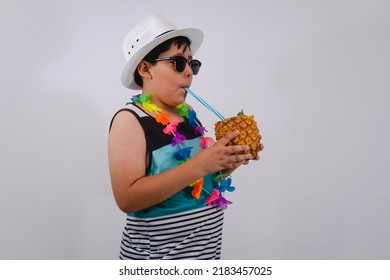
left=131, top=93, right=234, bottom=210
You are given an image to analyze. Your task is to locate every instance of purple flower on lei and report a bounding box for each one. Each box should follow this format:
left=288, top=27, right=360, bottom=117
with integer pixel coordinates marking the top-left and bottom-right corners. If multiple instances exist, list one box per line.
left=213, top=195, right=233, bottom=210
left=206, top=189, right=233, bottom=210
left=172, top=132, right=186, bottom=146
left=194, top=126, right=206, bottom=135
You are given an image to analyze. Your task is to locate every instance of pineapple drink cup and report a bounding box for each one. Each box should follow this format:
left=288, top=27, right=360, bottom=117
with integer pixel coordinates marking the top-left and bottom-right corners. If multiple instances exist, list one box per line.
left=215, top=110, right=261, bottom=158
left=185, top=88, right=261, bottom=158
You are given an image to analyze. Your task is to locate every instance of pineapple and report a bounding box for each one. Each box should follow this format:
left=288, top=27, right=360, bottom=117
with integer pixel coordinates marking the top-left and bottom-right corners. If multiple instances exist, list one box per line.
left=214, top=110, right=261, bottom=158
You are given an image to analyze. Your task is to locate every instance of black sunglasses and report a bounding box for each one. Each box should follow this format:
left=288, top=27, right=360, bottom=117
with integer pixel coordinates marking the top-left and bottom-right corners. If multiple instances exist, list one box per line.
left=153, top=56, right=202, bottom=75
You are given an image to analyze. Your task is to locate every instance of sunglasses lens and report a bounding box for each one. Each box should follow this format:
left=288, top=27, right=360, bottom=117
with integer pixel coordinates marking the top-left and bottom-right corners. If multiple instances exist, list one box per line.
left=172, top=57, right=202, bottom=74
left=174, top=57, right=187, bottom=72
left=190, top=60, right=201, bottom=75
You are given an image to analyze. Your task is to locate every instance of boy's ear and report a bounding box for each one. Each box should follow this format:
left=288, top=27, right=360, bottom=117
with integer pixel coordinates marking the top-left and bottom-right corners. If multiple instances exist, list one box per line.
left=137, top=60, right=153, bottom=80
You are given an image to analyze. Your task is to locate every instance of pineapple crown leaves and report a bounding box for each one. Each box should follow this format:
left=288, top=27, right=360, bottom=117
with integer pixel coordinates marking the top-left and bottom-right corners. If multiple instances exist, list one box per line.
left=237, top=109, right=244, bottom=116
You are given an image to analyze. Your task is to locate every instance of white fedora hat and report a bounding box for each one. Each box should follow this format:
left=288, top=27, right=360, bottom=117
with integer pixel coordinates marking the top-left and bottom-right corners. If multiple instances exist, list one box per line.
left=121, top=13, right=204, bottom=89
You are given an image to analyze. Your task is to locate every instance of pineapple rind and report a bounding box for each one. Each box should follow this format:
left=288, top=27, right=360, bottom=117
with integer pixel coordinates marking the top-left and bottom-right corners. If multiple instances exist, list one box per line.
left=214, top=114, right=261, bottom=158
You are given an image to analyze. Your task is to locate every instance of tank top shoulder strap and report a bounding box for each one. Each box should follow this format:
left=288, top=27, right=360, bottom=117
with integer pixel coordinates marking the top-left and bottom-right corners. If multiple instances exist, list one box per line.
left=109, top=103, right=149, bottom=131
left=125, top=103, right=149, bottom=118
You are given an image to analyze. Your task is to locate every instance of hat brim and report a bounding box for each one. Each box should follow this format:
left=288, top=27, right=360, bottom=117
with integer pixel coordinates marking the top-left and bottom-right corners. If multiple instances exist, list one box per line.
left=121, top=28, right=203, bottom=90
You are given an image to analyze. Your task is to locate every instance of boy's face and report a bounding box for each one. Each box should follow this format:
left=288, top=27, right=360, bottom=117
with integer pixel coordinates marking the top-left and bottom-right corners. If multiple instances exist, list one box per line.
left=145, top=43, right=194, bottom=107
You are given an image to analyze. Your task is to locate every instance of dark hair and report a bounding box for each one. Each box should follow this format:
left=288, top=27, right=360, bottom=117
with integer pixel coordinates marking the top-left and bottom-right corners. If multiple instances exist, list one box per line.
left=134, top=36, right=192, bottom=88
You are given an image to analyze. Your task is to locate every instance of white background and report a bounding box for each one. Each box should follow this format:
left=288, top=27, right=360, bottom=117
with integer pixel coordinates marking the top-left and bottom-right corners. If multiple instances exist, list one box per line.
left=0, top=0, right=389, bottom=259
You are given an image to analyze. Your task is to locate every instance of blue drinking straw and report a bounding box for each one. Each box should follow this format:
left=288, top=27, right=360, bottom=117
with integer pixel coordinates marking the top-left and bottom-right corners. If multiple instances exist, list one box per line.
left=185, top=87, right=225, bottom=120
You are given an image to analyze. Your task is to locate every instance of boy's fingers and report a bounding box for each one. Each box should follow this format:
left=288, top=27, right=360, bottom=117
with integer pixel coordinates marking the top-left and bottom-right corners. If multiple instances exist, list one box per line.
left=217, top=130, right=239, bottom=146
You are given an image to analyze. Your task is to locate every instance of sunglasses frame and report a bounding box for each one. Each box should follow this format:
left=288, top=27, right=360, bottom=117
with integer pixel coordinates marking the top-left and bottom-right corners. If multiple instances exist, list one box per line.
left=153, top=56, right=202, bottom=75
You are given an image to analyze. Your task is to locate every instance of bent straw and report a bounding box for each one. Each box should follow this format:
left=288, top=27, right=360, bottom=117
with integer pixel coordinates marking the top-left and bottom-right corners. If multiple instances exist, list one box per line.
left=185, top=87, right=225, bottom=120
